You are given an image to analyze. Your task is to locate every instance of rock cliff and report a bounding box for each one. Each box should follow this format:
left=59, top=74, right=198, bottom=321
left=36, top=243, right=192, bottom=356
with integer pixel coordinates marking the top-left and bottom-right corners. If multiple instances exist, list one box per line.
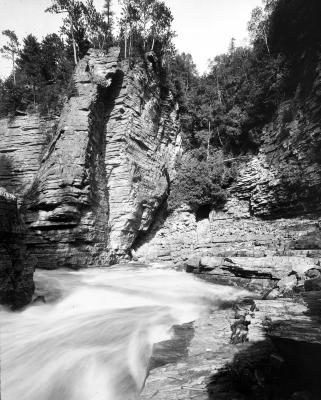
left=10, top=47, right=180, bottom=268
left=136, top=53, right=321, bottom=270
left=233, top=54, right=321, bottom=218
left=0, top=187, right=34, bottom=308
left=0, top=115, right=57, bottom=200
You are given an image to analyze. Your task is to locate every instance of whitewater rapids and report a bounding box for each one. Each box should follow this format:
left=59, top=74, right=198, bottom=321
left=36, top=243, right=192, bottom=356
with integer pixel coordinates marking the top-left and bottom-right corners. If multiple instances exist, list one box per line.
left=1, top=264, right=249, bottom=400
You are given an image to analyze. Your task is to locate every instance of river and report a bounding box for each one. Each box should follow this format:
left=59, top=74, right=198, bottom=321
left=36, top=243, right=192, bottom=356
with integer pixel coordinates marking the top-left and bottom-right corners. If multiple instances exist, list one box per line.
left=1, top=264, right=249, bottom=400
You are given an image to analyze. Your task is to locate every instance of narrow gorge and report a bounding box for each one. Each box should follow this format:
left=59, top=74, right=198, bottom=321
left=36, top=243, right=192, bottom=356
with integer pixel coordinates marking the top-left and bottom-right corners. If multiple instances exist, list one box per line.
left=1, top=0, right=321, bottom=398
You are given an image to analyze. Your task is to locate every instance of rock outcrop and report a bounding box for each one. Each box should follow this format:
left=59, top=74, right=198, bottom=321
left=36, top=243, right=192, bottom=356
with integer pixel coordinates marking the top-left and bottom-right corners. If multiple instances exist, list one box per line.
left=0, top=187, right=34, bottom=308
left=232, top=54, right=321, bottom=218
left=135, top=196, right=321, bottom=294
left=20, top=48, right=180, bottom=268
left=136, top=55, right=321, bottom=292
left=135, top=197, right=321, bottom=259
left=0, top=115, right=57, bottom=200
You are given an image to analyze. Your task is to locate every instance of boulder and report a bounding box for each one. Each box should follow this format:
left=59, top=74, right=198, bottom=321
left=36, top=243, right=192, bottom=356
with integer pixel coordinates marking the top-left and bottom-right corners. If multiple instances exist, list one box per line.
left=305, top=268, right=321, bottom=279
left=304, top=277, right=321, bottom=292
left=277, top=274, right=298, bottom=293
left=185, top=256, right=201, bottom=272
left=200, top=256, right=223, bottom=270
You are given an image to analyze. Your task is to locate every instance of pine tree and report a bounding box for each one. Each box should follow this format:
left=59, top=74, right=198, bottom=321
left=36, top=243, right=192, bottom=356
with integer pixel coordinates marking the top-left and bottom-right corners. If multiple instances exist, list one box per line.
left=0, top=30, right=20, bottom=85
left=46, top=0, right=84, bottom=65
left=17, top=35, right=42, bottom=107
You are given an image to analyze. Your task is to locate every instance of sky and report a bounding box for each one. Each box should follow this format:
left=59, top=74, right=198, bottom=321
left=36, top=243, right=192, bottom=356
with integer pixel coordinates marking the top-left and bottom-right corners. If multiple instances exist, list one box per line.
left=0, top=0, right=263, bottom=78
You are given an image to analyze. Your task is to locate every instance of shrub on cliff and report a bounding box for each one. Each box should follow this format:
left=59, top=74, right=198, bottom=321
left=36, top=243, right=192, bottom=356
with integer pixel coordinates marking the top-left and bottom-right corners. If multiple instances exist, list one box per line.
left=168, top=151, right=236, bottom=212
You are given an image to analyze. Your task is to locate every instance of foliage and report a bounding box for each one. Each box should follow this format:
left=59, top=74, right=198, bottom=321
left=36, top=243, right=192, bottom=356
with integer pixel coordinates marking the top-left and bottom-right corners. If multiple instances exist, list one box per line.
left=46, top=0, right=114, bottom=63
left=166, top=0, right=320, bottom=212
left=0, top=32, right=73, bottom=117
left=0, top=30, right=20, bottom=85
left=168, top=151, right=237, bottom=212
left=119, top=0, right=174, bottom=60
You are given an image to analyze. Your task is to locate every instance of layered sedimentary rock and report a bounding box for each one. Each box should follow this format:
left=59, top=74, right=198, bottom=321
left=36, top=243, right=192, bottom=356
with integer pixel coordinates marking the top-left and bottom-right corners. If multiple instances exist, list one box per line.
left=0, top=115, right=57, bottom=199
left=22, top=47, right=180, bottom=268
left=136, top=55, right=321, bottom=284
left=233, top=54, right=321, bottom=217
left=0, top=187, right=34, bottom=308
left=135, top=198, right=321, bottom=261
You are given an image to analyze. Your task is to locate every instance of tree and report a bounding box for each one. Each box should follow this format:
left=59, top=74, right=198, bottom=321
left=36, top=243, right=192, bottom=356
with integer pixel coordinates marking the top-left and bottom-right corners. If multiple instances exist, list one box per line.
left=119, top=0, right=140, bottom=58
left=17, top=35, right=42, bottom=106
left=248, top=6, right=271, bottom=55
left=168, top=151, right=234, bottom=212
left=84, top=0, right=111, bottom=50
left=46, top=0, right=85, bottom=65
left=228, top=37, right=236, bottom=54
left=119, top=0, right=174, bottom=59
left=40, top=34, right=66, bottom=82
left=150, top=1, right=173, bottom=52
left=103, top=0, right=114, bottom=37
left=0, top=30, right=19, bottom=85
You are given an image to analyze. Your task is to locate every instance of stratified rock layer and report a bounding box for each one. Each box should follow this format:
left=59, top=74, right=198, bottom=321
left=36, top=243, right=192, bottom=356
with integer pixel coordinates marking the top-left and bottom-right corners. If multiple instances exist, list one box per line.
left=136, top=54, right=321, bottom=287
left=0, top=115, right=57, bottom=200
left=233, top=54, right=321, bottom=217
left=0, top=187, right=34, bottom=308
left=23, top=48, right=180, bottom=268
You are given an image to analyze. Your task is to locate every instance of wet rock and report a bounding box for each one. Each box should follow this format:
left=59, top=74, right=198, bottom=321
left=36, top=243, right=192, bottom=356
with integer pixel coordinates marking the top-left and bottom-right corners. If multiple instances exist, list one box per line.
left=200, top=256, right=223, bottom=269
left=230, top=315, right=251, bottom=344
left=0, top=187, right=34, bottom=308
left=304, top=277, right=321, bottom=292
left=185, top=255, right=201, bottom=272
left=277, top=274, right=298, bottom=293
left=291, top=391, right=312, bottom=400
left=305, top=268, right=321, bottom=279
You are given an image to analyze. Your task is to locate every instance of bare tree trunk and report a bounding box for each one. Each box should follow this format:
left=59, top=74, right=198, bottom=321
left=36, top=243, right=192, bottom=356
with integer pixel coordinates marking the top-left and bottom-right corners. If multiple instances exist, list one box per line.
left=207, top=121, right=211, bottom=160
left=216, top=71, right=222, bottom=105
left=12, top=52, right=16, bottom=86
left=106, top=0, right=110, bottom=26
left=70, top=18, right=78, bottom=65
left=151, top=37, right=155, bottom=51
left=263, top=26, right=271, bottom=55
left=33, top=83, right=36, bottom=108
left=217, top=127, right=223, bottom=147
left=124, top=35, right=127, bottom=59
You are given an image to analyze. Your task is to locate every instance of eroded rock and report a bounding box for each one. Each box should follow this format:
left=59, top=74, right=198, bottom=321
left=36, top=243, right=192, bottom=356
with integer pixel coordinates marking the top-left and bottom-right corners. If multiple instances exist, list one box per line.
left=20, top=47, right=181, bottom=268
left=0, top=187, right=34, bottom=308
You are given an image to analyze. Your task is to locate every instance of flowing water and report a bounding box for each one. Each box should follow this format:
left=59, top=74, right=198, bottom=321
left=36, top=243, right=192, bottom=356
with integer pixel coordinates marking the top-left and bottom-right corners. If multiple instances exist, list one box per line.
left=1, top=264, right=249, bottom=400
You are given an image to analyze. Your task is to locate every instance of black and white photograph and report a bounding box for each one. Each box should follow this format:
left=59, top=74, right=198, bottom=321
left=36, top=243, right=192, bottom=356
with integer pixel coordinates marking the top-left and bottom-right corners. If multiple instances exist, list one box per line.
left=0, top=0, right=321, bottom=399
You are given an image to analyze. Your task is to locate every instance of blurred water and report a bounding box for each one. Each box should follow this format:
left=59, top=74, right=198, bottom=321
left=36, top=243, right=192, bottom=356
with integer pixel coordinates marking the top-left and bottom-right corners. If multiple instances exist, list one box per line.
left=0, top=264, right=249, bottom=400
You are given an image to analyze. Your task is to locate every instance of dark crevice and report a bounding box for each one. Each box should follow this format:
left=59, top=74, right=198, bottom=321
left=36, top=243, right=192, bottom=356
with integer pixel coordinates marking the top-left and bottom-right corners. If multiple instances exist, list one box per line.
left=195, top=204, right=212, bottom=221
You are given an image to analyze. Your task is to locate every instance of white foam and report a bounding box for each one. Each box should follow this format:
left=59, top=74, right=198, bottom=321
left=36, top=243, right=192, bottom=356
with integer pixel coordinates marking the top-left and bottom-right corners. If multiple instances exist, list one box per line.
left=1, top=265, right=249, bottom=400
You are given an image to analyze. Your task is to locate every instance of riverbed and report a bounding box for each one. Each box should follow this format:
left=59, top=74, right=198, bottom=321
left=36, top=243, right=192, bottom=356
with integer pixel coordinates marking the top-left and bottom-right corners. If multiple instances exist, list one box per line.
left=0, top=264, right=249, bottom=400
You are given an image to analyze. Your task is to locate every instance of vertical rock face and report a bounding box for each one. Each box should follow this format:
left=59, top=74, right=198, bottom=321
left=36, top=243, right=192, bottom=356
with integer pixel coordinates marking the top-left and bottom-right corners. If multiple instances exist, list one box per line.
left=22, top=48, right=181, bottom=268
left=105, top=53, right=181, bottom=258
left=233, top=55, right=321, bottom=217
left=0, top=116, right=57, bottom=200
left=136, top=56, right=321, bottom=272
left=0, top=187, right=34, bottom=308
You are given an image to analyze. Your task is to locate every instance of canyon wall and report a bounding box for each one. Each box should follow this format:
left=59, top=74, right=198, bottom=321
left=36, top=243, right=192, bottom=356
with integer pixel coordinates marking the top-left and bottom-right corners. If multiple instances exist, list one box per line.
left=0, top=187, right=34, bottom=308
left=0, top=47, right=181, bottom=269
left=0, top=115, right=57, bottom=200
left=135, top=54, right=321, bottom=284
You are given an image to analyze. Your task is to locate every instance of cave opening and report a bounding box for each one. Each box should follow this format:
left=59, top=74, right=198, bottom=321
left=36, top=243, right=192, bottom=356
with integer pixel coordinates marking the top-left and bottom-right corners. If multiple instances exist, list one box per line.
left=195, top=204, right=212, bottom=221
